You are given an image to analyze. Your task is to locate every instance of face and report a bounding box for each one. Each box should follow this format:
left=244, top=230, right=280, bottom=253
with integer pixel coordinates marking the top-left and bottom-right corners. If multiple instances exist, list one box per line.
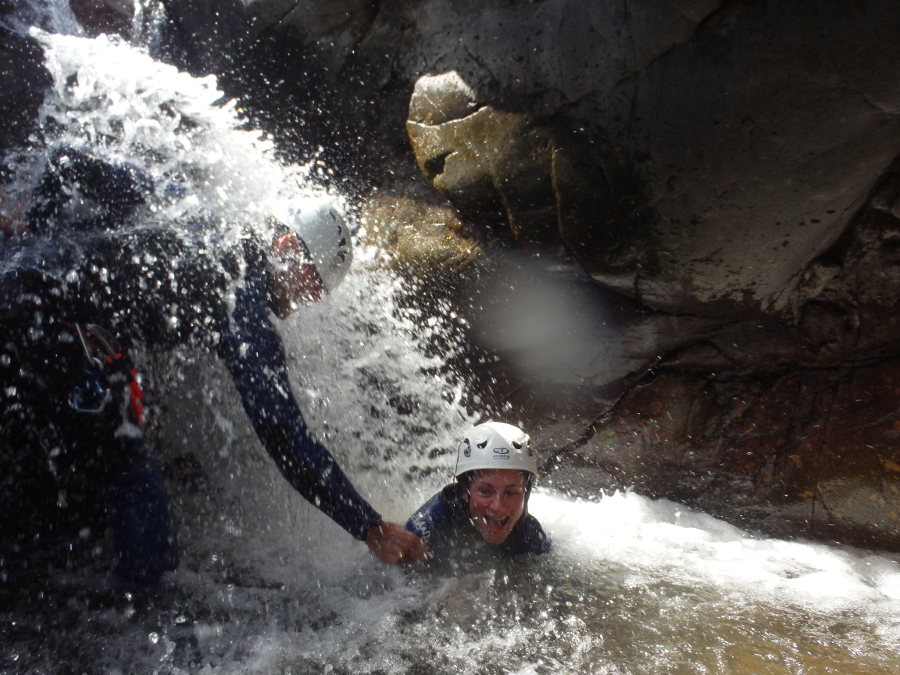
left=467, top=469, right=527, bottom=545
left=269, top=232, right=324, bottom=318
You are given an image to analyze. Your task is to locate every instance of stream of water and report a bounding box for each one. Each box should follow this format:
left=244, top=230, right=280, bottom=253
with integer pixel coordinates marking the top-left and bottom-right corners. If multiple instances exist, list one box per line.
left=1, top=2, right=898, bottom=673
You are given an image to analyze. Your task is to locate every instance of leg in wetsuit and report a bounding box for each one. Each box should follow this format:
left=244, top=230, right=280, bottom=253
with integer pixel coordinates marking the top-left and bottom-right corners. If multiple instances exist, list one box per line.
left=0, top=307, right=177, bottom=585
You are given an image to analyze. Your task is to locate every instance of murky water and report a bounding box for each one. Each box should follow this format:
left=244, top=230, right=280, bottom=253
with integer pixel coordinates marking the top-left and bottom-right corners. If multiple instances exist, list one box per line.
left=1, top=3, right=899, bottom=673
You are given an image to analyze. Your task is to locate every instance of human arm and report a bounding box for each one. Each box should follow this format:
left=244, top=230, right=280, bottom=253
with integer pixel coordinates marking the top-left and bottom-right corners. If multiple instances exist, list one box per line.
left=220, top=270, right=426, bottom=563
left=27, top=146, right=153, bottom=232
left=219, top=271, right=380, bottom=539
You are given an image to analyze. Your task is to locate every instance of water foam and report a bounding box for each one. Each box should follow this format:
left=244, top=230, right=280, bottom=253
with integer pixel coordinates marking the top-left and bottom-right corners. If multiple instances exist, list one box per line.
left=534, top=489, right=900, bottom=618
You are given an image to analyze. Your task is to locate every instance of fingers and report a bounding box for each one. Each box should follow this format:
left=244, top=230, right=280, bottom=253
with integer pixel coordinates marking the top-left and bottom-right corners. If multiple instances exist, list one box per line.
left=401, top=531, right=430, bottom=563
left=365, top=521, right=429, bottom=565
left=394, top=535, right=430, bottom=564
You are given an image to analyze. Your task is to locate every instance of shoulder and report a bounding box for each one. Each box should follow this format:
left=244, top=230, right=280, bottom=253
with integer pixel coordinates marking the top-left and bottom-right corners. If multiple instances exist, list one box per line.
left=405, top=488, right=450, bottom=537
left=406, top=483, right=468, bottom=538
left=506, top=513, right=552, bottom=555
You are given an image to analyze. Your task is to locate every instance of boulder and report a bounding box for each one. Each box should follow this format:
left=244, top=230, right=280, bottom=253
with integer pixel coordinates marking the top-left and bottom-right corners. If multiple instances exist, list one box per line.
left=407, top=76, right=559, bottom=245
left=359, top=190, right=487, bottom=284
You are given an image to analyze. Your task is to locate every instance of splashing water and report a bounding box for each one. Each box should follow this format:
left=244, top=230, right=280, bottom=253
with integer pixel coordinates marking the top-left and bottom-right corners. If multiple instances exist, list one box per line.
left=1, top=3, right=899, bottom=674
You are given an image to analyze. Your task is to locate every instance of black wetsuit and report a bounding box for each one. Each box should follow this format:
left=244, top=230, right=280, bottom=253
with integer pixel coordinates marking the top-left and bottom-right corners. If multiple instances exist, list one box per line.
left=1, top=148, right=381, bottom=583
left=405, top=483, right=552, bottom=566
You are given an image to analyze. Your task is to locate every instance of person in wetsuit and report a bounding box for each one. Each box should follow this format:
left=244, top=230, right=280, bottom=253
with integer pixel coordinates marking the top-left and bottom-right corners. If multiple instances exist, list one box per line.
left=0, top=312, right=176, bottom=584
left=405, top=422, right=551, bottom=566
left=0, top=147, right=425, bottom=584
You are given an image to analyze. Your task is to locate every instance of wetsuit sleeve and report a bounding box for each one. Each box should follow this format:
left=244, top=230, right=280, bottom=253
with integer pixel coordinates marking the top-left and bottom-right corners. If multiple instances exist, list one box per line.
left=218, top=269, right=382, bottom=541
left=510, top=514, right=553, bottom=555
left=27, top=146, right=154, bottom=232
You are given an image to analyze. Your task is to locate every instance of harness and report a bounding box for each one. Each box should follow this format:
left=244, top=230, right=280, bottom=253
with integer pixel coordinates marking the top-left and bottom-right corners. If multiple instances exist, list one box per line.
left=68, top=322, right=144, bottom=427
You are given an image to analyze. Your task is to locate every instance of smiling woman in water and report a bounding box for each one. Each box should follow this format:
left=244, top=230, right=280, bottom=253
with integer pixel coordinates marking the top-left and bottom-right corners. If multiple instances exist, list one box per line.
left=404, top=421, right=552, bottom=564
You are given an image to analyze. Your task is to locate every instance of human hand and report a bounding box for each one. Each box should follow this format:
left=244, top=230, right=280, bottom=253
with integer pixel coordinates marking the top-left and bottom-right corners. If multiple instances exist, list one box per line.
left=365, top=521, right=429, bottom=564
left=0, top=190, right=26, bottom=236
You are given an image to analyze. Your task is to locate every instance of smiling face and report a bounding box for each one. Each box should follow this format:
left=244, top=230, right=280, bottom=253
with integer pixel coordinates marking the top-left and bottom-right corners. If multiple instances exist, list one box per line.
left=466, top=469, right=528, bottom=545
left=269, top=231, right=325, bottom=319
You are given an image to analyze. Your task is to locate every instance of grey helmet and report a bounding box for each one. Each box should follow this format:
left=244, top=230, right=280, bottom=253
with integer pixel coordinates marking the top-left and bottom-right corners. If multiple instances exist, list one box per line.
left=290, top=196, right=352, bottom=292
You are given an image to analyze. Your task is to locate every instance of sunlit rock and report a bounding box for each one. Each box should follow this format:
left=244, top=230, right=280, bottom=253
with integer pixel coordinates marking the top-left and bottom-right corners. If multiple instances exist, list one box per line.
left=408, top=98, right=559, bottom=244
left=359, top=192, right=486, bottom=283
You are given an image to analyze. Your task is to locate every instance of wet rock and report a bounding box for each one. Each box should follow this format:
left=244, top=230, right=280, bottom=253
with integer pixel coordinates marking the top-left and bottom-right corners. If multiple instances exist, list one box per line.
left=549, top=362, right=900, bottom=551
left=359, top=191, right=487, bottom=283
left=160, top=0, right=385, bottom=87
left=157, top=0, right=249, bottom=74
left=69, top=0, right=133, bottom=37
left=0, top=29, right=50, bottom=163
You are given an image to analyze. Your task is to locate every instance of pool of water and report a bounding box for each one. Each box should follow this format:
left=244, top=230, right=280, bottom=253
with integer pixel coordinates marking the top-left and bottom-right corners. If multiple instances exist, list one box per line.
left=3, top=489, right=898, bottom=674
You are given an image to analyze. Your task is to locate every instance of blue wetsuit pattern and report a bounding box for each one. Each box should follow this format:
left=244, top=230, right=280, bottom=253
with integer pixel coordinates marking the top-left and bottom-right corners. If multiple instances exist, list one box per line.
left=406, top=483, right=551, bottom=562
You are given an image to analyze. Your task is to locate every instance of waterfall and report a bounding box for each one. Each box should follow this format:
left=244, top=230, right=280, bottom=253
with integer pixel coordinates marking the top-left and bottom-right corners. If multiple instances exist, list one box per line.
left=1, top=2, right=898, bottom=673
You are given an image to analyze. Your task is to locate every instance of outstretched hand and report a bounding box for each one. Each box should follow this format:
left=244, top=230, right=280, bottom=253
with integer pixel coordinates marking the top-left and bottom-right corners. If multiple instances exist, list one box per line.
left=0, top=190, right=26, bottom=236
left=365, top=521, right=429, bottom=564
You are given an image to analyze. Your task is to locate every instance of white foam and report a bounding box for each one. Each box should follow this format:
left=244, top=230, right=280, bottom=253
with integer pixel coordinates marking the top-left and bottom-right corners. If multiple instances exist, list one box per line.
left=532, top=489, right=900, bottom=616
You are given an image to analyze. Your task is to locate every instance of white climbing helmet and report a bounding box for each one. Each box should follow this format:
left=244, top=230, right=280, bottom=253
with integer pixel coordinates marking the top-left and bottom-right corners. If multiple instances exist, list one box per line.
left=454, top=421, right=537, bottom=477
left=289, top=196, right=353, bottom=292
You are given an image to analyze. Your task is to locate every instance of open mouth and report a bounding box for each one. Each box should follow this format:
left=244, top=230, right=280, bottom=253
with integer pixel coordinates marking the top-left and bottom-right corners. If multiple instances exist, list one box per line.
left=479, top=515, right=510, bottom=532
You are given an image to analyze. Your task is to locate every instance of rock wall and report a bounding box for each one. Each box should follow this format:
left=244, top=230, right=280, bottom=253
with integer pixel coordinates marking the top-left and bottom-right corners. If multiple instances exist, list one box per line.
left=0, top=25, right=51, bottom=173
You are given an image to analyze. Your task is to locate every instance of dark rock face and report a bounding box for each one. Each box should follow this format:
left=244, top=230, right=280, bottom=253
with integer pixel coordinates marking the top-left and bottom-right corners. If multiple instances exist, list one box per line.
left=405, top=2, right=900, bottom=314
left=69, top=0, right=133, bottom=37
left=0, top=28, right=50, bottom=165
left=3, top=0, right=898, bottom=549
